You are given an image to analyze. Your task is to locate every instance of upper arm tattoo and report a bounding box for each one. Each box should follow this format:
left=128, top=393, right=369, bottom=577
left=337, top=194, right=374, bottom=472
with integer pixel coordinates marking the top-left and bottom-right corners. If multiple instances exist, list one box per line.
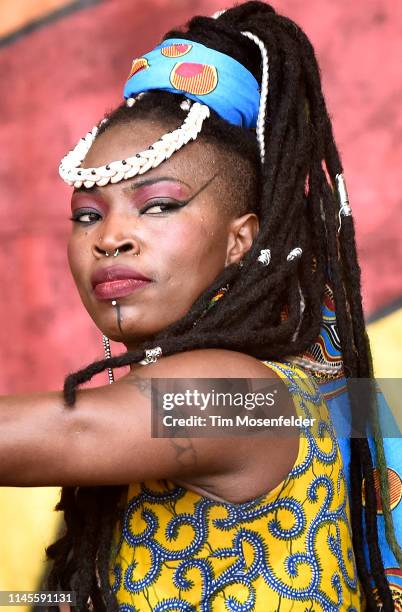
left=126, top=368, right=198, bottom=469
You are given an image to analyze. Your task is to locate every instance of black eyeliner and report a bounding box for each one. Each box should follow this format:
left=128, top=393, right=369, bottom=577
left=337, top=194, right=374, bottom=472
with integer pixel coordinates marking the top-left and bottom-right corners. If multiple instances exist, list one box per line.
left=142, top=173, right=218, bottom=213
left=69, top=208, right=102, bottom=223
left=185, top=173, right=219, bottom=205
left=140, top=199, right=189, bottom=214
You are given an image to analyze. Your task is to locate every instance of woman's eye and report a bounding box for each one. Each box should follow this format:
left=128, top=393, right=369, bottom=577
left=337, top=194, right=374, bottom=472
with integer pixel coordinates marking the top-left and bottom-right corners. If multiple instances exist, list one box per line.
left=70, top=211, right=101, bottom=224
left=142, top=201, right=182, bottom=215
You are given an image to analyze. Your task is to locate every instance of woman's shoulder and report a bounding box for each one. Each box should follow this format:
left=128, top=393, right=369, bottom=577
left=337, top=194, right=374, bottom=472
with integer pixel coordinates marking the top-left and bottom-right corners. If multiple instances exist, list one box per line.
left=130, top=347, right=285, bottom=380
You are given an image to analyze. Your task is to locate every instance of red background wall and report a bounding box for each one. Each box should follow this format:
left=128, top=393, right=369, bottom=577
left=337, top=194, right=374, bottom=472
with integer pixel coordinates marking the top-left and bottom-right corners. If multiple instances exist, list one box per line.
left=0, top=0, right=401, bottom=394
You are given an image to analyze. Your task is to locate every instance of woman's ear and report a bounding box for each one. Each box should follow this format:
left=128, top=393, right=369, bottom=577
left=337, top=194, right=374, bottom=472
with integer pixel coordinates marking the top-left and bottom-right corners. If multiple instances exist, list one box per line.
left=225, top=213, right=259, bottom=266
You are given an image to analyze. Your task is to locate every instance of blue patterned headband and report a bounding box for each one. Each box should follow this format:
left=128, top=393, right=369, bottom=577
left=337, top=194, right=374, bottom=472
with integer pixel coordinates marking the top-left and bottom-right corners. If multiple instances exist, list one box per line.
left=123, top=38, right=261, bottom=129
left=59, top=33, right=269, bottom=189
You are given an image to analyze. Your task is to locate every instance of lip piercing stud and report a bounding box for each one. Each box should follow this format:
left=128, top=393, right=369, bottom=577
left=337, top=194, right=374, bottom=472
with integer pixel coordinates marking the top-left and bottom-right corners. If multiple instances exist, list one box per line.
left=111, top=300, right=117, bottom=306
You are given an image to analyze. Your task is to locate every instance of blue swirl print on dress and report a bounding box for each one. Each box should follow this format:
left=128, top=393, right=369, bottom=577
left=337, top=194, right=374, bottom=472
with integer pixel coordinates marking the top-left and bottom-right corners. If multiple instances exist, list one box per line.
left=327, top=526, right=358, bottom=590
left=309, top=426, right=338, bottom=465
left=286, top=433, right=315, bottom=479
left=267, top=499, right=306, bottom=539
left=173, top=548, right=256, bottom=611
left=118, top=605, right=139, bottom=612
left=210, top=496, right=274, bottom=531
left=173, top=557, right=214, bottom=595
left=231, top=529, right=269, bottom=580
left=115, top=455, right=355, bottom=609
left=121, top=481, right=186, bottom=549
left=223, top=583, right=256, bottom=612
left=264, top=361, right=339, bottom=476
left=265, top=361, right=323, bottom=406
left=330, top=573, right=342, bottom=609
left=153, top=600, right=196, bottom=612
left=239, top=475, right=354, bottom=609
left=110, top=564, right=122, bottom=593
left=337, top=463, right=346, bottom=495
left=124, top=554, right=163, bottom=593
left=122, top=497, right=159, bottom=546
left=213, top=496, right=306, bottom=534
left=141, top=482, right=186, bottom=503
left=145, top=497, right=216, bottom=560
left=285, top=551, right=315, bottom=579
left=163, top=499, right=213, bottom=556
left=225, top=528, right=329, bottom=605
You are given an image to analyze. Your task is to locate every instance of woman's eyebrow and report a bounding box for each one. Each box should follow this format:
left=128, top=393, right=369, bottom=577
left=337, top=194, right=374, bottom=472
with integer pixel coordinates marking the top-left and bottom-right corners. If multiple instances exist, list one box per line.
left=72, top=177, right=192, bottom=197
left=122, top=177, right=192, bottom=195
left=72, top=175, right=217, bottom=199
left=73, top=185, right=101, bottom=196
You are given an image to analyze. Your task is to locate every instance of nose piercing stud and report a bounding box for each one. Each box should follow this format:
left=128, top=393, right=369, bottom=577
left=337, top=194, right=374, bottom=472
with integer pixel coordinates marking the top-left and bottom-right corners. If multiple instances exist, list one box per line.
left=104, top=248, right=120, bottom=257
left=103, top=248, right=140, bottom=257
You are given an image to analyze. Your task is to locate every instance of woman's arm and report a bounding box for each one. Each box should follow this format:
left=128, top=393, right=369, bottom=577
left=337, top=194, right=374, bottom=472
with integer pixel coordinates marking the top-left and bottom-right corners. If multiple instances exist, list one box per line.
left=0, top=348, right=291, bottom=487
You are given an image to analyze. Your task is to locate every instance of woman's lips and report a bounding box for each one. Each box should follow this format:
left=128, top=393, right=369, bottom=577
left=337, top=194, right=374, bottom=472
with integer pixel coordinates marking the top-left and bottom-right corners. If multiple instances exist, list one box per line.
left=93, top=278, right=151, bottom=300
left=91, top=265, right=152, bottom=300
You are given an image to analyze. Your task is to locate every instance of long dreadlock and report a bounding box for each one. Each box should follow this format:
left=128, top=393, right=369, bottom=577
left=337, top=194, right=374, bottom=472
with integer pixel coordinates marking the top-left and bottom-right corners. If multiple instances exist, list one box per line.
left=43, top=3, right=397, bottom=610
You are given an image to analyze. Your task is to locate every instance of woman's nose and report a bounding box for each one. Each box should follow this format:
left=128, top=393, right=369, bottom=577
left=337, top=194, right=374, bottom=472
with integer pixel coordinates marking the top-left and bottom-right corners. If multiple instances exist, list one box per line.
left=92, top=215, right=141, bottom=259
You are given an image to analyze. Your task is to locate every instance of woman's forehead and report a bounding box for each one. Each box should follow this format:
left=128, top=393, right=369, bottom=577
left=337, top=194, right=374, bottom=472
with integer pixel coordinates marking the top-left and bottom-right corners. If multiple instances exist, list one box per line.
left=82, top=120, right=224, bottom=192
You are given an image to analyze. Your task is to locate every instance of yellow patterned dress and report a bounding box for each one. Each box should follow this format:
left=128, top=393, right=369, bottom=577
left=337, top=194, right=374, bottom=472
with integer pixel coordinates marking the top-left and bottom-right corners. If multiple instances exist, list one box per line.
left=109, top=361, right=364, bottom=611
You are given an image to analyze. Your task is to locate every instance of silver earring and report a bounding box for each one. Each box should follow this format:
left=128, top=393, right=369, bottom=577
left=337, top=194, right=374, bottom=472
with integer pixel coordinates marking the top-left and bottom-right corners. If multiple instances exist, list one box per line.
left=102, top=335, right=114, bottom=384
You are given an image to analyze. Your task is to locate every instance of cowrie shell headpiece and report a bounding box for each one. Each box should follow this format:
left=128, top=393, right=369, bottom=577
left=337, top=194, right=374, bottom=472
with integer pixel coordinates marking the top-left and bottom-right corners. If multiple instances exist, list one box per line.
left=59, top=97, right=210, bottom=189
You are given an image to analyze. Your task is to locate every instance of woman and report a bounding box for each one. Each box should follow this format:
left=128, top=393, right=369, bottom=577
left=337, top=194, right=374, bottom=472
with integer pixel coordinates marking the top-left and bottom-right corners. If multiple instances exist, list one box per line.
left=1, top=2, right=400, bottom=610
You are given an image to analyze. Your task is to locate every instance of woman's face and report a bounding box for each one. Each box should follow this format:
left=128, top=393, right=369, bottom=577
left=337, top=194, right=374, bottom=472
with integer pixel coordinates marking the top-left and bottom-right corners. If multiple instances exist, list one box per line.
left=67, top=119, right=258, bottom=349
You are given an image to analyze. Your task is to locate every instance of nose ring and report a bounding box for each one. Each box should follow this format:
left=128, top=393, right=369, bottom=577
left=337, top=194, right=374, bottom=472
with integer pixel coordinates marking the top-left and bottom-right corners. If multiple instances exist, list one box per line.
left=103, top=248, right=140, bottom=257
left=104, top=248, right=120, bottom=257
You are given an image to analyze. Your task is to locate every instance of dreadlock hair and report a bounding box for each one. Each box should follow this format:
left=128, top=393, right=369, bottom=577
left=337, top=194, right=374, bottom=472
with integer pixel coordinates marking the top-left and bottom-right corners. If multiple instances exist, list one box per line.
left=43, top=2, right=397, bottom=610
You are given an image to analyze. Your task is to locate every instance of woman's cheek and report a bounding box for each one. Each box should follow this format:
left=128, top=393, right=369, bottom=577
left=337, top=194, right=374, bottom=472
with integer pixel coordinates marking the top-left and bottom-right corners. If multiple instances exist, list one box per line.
left=67, top=237, right=89, bottom=287
left=154, top=224, right=198, bottom=265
